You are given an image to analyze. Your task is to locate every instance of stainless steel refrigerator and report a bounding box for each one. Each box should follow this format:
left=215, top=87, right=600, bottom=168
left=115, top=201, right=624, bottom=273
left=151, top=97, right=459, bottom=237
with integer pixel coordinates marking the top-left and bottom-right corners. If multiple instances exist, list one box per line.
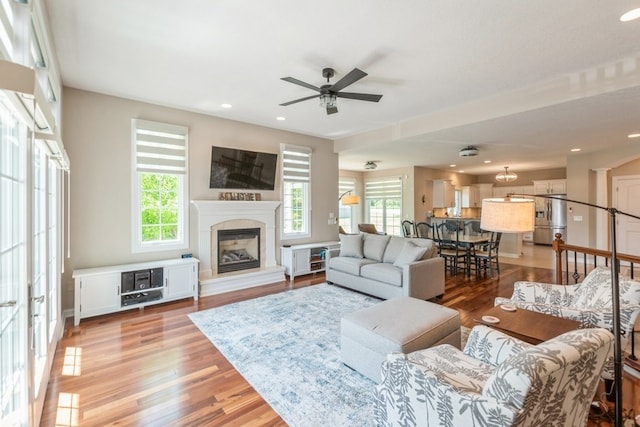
left=533, top=194, right=567, bottom=245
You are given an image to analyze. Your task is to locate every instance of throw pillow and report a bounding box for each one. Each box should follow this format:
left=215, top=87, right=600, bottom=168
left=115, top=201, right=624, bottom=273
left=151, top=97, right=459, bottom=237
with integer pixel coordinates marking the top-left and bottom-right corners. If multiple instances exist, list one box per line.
left=393, top=242, right=427, bottom=267
left=339, top=233, right=364, bottom=258
left=572, top=267, right=616, bottom=308
left=363, top=233, right=391, bottom=262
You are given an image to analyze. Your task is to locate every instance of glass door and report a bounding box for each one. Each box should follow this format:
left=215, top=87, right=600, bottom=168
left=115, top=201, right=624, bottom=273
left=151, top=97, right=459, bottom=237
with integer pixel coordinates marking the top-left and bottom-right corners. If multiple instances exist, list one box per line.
left=0, top=93, right=28, bottom=426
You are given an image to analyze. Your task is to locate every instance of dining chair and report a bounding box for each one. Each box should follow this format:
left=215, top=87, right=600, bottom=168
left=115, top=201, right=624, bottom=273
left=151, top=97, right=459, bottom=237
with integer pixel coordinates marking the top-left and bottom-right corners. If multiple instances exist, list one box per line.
left=401, top=220, right=416, bottom=237
left=474, top=231, right=502, bottom=277
left=465, top=220, right=485, bottom=236
left=436, top=222, right=466, bottom=275
left=415, top=222, right=434, bottom=239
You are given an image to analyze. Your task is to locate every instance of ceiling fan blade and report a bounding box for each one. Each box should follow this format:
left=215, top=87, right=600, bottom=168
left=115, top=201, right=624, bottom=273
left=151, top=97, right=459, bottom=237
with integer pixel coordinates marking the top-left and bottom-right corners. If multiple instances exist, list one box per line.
left=336, top=92, right=383, bottom=103
left=280, top=77, right=321, bottom=92
left=280, top=94, right=320, bottom=106
left=329, top=68, right=367, bottom=92
left=326, top=105, right=338, bottom=115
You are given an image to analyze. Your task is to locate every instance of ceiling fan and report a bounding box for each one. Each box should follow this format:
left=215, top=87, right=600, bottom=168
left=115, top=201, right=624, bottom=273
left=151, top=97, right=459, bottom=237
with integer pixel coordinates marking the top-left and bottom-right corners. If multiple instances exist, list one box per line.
left=279, top=67, right=383, bottom=115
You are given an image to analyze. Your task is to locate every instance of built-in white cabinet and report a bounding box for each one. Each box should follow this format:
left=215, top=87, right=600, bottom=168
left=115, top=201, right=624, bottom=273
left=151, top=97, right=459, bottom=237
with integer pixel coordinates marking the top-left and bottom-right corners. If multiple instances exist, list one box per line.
left=475, top=183, right=494, bottom=205
left=73, top=257, right=199, bottom=325
left=78, top=272, right=120, bottom=320
left=533, top=179, right=566, bottom=195
left=433, top=179, right=455, bottom=207
left=281, top=241, right=340, bottom=280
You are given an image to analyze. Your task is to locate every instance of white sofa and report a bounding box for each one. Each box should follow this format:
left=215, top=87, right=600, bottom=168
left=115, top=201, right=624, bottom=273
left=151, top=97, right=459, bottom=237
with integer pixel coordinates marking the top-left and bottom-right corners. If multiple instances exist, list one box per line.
left=326, top=233, right=445, bottom=301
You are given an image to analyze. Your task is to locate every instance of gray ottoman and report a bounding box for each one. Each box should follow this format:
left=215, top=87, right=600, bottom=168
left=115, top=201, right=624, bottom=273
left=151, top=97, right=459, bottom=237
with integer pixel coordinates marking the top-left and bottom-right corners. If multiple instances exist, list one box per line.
left=341, top=296, right=461, bottom=382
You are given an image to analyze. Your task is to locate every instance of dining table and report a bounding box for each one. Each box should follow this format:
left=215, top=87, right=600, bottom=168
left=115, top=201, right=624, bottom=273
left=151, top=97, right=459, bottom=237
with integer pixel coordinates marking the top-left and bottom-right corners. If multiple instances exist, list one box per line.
left=456, top=234, right=490, bottom=276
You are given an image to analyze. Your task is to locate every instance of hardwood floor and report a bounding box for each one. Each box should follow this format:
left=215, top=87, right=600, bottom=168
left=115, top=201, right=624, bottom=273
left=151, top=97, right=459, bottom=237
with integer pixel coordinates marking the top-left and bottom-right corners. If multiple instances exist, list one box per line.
left=40, top=263, right=635, bottom=426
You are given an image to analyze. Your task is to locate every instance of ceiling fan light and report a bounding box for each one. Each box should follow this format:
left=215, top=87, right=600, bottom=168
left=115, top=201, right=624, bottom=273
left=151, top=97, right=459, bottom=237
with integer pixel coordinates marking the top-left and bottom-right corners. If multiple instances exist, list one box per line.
left=319, top=93, right=336, bottom=108
left=495, top=166, right=518, bottom=183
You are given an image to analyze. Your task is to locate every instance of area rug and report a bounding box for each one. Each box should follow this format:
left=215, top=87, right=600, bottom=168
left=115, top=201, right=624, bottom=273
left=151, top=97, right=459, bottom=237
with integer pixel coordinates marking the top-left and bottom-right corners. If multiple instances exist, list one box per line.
left=188, top=284, right=382, bottom=427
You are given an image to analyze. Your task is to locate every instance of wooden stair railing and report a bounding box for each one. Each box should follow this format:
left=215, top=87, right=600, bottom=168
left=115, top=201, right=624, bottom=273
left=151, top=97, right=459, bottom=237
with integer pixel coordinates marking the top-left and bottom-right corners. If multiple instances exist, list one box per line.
left=551, top=233, right=640, bottom=367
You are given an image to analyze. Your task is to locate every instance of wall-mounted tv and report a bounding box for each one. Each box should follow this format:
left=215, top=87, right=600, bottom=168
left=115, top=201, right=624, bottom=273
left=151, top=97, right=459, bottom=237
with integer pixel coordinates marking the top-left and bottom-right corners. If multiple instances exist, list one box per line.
left=209, top=146, right=278, bottom=190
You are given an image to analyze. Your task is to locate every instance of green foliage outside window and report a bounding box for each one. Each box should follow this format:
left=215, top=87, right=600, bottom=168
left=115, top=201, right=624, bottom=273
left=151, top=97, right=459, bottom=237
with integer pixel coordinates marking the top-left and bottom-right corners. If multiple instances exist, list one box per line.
left=140, top=173, right=179, bottom=242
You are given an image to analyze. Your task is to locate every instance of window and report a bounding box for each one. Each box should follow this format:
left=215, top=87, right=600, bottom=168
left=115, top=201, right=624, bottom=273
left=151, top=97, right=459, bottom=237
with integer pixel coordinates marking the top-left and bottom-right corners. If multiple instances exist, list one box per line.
left=338, top=178, right=356, bottom=233
left=132, top=119, right=188, bottom=252
left=281, top=144, right=311, bottom=239
left=365, top=177, right=402, bottom=236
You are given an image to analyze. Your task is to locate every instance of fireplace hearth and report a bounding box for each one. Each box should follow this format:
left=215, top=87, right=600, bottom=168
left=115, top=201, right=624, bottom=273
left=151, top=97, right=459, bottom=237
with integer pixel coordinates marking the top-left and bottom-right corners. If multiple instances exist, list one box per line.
left=217, top=228, right=260, bottom=274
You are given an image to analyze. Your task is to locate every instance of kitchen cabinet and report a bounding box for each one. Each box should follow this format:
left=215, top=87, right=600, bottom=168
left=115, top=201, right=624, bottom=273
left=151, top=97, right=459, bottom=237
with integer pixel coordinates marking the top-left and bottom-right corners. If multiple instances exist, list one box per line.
left=492, top=185, right=534, bottom=198
left=471, top=183, right=493, bottom=207
left=533, top=179, right=566, bottom=195
left=433, top=179, right=454, bottom=207
left=281, top=241, right=340, bottom=281
left=461, top=186, right=478, bottom=208
left=73, top=257, right=199, bottom=325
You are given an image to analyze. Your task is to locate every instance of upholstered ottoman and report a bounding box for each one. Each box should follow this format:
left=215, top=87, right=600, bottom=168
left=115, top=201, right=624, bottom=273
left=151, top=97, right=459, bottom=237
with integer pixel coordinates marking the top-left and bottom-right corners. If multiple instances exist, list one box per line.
left=340, top=296, right=461, bottom=382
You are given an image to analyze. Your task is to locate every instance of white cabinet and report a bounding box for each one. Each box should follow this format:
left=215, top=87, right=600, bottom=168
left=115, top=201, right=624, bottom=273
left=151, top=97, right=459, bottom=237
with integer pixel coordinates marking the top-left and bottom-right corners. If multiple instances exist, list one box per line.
left=533, top=179, right=566, bottom=195
left=73, top=257, right=199, bottom=325
left=165, top=263, right=197, bottom=299
left=463, top=184, right=493, bottom=207
left=433, top=179, right=454, bottom=207
left=78, top=272, right=120, bottom=320
left=281, top=241, right=340, bottom=280
left=492, top=185, right=534, bottom=198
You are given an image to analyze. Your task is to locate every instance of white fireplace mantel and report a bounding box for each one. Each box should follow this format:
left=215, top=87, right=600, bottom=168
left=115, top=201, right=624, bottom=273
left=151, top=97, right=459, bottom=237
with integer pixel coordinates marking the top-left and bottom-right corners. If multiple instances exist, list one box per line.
left=191, top=200, right=284, bottom=294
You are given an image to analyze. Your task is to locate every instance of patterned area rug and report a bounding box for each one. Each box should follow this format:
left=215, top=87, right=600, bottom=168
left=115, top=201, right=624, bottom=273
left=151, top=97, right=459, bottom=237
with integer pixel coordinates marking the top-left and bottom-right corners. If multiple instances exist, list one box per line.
left=188, top=284, right=382, bottom=427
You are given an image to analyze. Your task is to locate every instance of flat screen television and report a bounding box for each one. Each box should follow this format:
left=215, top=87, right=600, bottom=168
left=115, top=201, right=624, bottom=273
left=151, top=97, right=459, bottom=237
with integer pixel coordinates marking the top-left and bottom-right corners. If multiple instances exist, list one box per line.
left=209, top=146, right=278, bottom=190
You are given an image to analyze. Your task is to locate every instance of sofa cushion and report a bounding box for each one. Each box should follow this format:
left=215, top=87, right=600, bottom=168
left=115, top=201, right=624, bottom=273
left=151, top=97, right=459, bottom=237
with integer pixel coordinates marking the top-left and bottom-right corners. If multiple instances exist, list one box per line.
left=360, top=263, right=403, bottom=286
left=329, top=256, right=377, bottom=276
left=363, top=233, right=391, bottom=262
left=339, top=233, right=364, bottom=258
left=382, top=236, right=407, bottom=264
left=393, top=242, right=427, bottom=267
left=406, top=238, right=438, bottom=259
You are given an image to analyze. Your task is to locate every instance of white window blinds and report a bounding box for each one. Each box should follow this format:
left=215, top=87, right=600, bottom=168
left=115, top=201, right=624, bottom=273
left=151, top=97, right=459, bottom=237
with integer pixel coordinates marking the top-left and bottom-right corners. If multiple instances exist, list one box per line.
left=134, top=119, right=188, bottom=174
left=365, top=177, right=402, bottom=199
left=282, top=145, right=311, bottom=182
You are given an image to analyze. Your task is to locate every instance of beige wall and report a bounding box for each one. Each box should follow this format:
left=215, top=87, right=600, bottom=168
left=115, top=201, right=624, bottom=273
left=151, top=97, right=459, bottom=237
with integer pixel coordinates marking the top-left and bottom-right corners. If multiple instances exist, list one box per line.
left=61, top=88, right=337, bottom=310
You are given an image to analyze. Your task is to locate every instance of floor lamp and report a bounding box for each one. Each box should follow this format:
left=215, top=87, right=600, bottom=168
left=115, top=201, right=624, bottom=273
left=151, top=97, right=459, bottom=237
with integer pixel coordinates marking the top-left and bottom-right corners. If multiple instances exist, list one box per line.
left=481, top=194, right=640, bottom=427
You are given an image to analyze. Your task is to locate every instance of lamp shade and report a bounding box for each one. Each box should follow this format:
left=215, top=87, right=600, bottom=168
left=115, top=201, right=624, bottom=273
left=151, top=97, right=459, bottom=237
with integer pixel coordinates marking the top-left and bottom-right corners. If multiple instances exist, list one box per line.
left=341, top=195, right=360, bottom=206
left=481, top=197, right=535, bottom=233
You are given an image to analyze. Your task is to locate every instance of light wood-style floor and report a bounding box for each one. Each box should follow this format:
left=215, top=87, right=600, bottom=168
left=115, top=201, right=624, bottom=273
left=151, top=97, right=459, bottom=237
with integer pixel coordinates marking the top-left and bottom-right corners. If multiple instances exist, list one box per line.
left=40, top=257, right=638, bottom=426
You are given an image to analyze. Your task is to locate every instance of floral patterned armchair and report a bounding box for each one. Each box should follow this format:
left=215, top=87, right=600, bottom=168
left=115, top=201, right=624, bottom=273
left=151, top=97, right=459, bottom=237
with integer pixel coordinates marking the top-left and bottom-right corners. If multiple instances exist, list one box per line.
left=494, top=266, right=640, bottom=379
left=373, top=325, right=613, bottom=427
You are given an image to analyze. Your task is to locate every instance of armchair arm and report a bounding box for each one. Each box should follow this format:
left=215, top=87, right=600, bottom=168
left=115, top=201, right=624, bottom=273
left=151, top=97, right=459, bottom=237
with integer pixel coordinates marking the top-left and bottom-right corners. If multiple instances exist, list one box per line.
left=463, top=325, right=531, bottom=367
left=374, top=351, right=517, bottom=426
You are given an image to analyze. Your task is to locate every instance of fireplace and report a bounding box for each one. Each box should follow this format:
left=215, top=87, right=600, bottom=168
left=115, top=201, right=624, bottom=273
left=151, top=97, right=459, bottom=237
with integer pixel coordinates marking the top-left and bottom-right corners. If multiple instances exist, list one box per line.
left=192, top=200, right=285, bottom=297
left=217, top=228, right=260, bottom=273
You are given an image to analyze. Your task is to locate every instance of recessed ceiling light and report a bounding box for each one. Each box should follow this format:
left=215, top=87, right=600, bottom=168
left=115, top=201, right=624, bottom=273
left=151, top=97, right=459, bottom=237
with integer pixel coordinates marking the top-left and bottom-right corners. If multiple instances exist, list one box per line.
left=221, top=103, right=232, bottom=109
left=483, top=160, right=492, bottom=164
left=628, top=133, right=640, bottom=139
left=458, top=170, right=465, bottom=173
left=570, top=148, right=581, bottom=152
left=449, top=164, right=456, bottom=168
left=276, top=116, right=286, bottom=121
left=620, top=8, right=640, bottom=22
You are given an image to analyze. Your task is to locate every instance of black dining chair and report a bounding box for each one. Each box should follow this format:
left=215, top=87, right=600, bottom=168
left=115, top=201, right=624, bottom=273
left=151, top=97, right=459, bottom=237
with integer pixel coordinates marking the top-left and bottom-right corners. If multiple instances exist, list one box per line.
left=401, top=220, right=416, bottom=237
left=436, top=222, right=466, bottom=275
left=415, top=222, right=434, bottom=239
left=474, top=232, right=502, bottom=277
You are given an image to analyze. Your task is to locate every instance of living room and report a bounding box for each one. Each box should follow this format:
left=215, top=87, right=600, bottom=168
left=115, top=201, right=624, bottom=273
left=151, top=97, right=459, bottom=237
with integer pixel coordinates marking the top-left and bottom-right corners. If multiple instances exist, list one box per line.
left=2, top=1, right=640, bottom=426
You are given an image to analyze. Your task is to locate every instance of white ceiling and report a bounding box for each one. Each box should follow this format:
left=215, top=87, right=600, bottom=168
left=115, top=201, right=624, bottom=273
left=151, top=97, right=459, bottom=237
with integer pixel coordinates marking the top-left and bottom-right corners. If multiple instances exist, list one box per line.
left=43, top=0, right=640, bottom=174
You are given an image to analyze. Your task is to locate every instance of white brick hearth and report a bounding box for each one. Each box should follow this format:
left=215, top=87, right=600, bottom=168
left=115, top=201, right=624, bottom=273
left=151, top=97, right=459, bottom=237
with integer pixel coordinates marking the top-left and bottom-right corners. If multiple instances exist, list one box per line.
left=191, top=200, right=285, bottom=296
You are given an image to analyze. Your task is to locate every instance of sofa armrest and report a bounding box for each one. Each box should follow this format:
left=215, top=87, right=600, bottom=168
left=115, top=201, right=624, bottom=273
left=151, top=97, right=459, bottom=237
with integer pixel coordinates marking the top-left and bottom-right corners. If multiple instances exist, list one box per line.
left=326, top=248, right=340, bottom=263
left=463, top=325, right=531, bottom=367
left=401, top=256, right=444, bottom=300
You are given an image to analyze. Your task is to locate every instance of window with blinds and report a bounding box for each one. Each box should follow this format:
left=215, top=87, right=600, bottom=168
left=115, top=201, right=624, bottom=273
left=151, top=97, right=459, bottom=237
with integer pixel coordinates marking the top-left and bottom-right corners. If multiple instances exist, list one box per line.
left=364, top=177, right=402, bottom=236
left=132, top=119, right=189, bottom=252
left=281, top=144, right=311, bottom=239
